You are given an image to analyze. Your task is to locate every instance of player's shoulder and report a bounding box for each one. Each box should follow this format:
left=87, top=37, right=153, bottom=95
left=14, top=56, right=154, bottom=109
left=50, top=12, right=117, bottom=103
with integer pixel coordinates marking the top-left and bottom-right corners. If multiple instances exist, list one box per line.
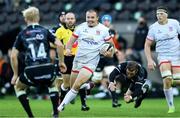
left=149, top=22, right=159, bottom=29
left=73, top=22, right=86, bottom=31
left=98, top=23, right=109, bottom=30
left=117, top=61, right=127, bottom=68
left=168, top=18, right=179, bottom=25
left=35, top=25, right=48, bottom=31
left=35, top=25, right=50, bottom=34
left=168, top=18, right=178, bottom=22
left=77, top=22, right=87, bottom=28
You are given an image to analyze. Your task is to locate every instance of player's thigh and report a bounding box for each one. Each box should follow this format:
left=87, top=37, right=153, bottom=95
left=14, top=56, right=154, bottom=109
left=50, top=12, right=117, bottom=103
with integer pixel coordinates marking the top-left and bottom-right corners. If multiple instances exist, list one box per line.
left=159, top=62, right=172, bottom=77
left=159, top=62, right=171, bottom=72
left=62, top=74, right=70, bottom=87
left=54, top=78, right=63, bottom=90
left=70, top=72, right=78, bottom=88
left=72, top=68, right=93, bottom=90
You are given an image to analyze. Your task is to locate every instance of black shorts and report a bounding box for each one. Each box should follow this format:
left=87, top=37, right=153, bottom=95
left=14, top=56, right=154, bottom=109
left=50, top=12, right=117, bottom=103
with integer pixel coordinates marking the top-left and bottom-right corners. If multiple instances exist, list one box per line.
left=18, top=52, right=25, bottom=76
left=61, top=55, right=74, bottom=74
left=95, top=56, right=115, bottom=72
left=19, top=63, right=55, bottom=87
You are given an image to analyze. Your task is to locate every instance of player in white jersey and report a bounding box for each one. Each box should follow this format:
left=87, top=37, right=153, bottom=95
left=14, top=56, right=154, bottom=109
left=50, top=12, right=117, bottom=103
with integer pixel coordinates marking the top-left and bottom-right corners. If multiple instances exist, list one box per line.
left=144, top=6, right=180, bottom=113
left=57, top=9, right=114, bottom=112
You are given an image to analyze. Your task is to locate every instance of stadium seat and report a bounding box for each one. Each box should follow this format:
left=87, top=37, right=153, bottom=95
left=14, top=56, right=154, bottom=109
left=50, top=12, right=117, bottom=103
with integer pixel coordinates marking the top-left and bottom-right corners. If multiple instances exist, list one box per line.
left=124, top=1, right=137, bottom=12
left=117, top=10, right=131, bottom=21
left=138, top=1, right=150, bottom=12
left=1, top=0, right=180, bottom=34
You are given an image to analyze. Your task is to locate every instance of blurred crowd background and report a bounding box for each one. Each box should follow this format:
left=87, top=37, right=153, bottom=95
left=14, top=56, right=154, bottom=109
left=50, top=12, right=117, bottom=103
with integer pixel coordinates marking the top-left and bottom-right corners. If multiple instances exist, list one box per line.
left=0, top=0, right=180, bottom=99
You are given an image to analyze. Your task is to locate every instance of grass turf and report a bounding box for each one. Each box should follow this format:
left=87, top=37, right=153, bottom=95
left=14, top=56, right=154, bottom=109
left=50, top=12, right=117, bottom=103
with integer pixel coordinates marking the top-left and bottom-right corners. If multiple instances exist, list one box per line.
left=0, top=96, right=180, bottom=117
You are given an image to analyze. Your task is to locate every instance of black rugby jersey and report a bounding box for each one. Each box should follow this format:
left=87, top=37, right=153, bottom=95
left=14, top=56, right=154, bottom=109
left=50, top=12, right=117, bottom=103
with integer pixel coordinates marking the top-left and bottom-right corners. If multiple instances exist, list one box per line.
left=13, top=25, right=56, bottom=66
left=109, top=61, right=147, bottom=84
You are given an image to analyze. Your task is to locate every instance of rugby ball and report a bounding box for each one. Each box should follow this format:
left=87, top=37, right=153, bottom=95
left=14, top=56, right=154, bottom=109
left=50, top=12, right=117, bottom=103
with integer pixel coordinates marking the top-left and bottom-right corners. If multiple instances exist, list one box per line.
left=100, top=42, right=114, bottom=54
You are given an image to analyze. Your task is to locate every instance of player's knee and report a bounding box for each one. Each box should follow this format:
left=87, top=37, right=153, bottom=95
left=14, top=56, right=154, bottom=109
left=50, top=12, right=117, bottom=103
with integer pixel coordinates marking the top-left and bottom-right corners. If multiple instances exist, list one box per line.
left=63, top=82, right=70, bottom=88
left=163, top=76, right=173, bottom=82
left=15, top=89, right=26, bottom=98
left=14, top=83, right=24, bottom=92
left=72, top=83, right=81, bottom=91
left=161, top=70, right=172, bottom=79
left=163, top=76, right=173, bottom=88
left=162, top=70, right=172, bottom=82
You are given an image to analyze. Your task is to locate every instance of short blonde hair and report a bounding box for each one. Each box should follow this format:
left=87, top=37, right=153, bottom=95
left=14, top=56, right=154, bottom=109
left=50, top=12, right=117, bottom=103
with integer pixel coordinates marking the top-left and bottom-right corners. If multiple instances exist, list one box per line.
left=22, top=6, right=40, bottom=22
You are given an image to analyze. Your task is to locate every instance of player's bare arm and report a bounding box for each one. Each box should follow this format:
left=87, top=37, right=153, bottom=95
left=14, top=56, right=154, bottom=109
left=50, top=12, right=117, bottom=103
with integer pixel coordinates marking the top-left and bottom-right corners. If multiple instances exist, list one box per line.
left=144, top=39, right=156, bottom=70
left=65, top=35, right=77, bottom=56
left=10, top=47, right=19, bottom=85
left=54, top=39, right=67, bottom=73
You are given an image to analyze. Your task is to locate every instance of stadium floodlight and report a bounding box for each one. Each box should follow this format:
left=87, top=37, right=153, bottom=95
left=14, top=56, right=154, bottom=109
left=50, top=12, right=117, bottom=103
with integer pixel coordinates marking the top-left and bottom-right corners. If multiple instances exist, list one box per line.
left=134, top=11, right=142, bottom=20
left=114, top=2, right=122, bottom=11
left=65, top=3, right=72, bottom=11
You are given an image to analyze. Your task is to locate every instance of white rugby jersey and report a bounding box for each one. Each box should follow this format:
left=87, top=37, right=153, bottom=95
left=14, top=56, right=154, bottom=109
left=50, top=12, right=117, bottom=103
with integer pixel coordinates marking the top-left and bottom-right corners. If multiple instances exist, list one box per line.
left=72, top=22, right=110, bottom=64
left=147, top=19, right=180, bottom=56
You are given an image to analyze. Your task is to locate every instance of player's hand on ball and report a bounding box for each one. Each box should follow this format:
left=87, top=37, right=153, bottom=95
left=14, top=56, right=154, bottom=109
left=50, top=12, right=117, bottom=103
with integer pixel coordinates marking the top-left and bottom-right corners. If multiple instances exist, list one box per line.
left=124, top=94, right=132, bottom=103
left=104, top=49, right=112, bottom=57
left=100, top=42, right=114, bottom=57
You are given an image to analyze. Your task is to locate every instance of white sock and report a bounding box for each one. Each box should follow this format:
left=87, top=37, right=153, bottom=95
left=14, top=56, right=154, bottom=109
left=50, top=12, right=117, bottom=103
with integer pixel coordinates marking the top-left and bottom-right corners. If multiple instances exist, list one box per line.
left=60, top=89, right=78, bottom=106
left=164, top=88, right=174, bottom=108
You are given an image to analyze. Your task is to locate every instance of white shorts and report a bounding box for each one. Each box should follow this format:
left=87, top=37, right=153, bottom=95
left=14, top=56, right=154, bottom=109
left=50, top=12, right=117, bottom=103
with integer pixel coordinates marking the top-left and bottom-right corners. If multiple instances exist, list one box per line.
left=72, top=61, right=97, bottom=73
left=157, top=55, right=180, bottom=67
left=158, top=54, right=180, bottom=78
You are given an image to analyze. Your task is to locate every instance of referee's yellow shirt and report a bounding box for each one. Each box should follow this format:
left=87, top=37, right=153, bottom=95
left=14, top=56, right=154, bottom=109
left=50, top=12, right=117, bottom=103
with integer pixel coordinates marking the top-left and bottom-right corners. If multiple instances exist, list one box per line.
left=55, top=26, right=77, bottom=55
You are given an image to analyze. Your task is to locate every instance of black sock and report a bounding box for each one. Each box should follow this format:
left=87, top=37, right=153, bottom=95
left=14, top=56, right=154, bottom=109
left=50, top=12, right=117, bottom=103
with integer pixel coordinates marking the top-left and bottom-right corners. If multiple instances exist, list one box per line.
left=79, top=89, right=87, bottom=106
left=18, top=94, right=34, bottom=117
left=49, top=92, right=59, bottom=115
left=110, top=91, right=118, bottom=103
left=60, top=88, right=68, bottom=102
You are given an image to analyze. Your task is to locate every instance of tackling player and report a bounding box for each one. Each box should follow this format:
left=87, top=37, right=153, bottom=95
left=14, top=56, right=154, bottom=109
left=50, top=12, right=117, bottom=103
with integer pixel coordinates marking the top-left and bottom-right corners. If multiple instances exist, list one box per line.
left=108, top=61, right=150, bottom=108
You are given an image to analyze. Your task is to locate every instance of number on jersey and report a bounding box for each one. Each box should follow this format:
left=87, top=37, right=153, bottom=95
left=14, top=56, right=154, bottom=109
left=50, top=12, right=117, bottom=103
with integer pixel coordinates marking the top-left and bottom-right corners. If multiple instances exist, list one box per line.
left=28, top=43, right=47, bottom=60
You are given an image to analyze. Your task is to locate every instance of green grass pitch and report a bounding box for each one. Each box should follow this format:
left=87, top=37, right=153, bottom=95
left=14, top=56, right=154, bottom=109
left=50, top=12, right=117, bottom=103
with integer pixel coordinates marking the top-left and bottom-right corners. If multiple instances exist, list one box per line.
left=0, top=96, right=180, bottom=117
